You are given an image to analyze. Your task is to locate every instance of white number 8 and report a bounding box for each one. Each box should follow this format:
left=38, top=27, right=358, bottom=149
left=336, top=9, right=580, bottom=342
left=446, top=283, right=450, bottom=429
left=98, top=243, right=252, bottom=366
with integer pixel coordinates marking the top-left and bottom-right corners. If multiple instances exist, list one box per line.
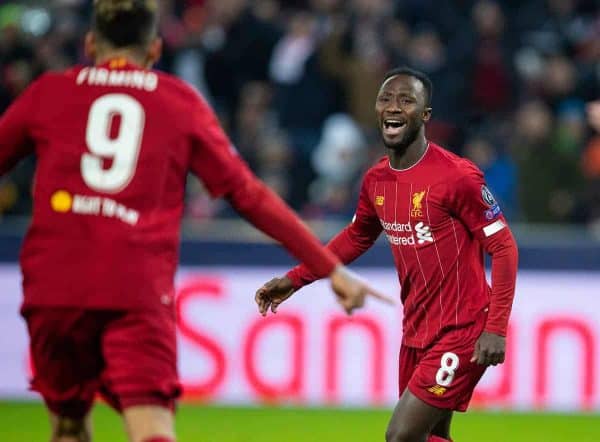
left=435, top=352, right=459, bottom=387
left=81, top=94, right=145, bottom=193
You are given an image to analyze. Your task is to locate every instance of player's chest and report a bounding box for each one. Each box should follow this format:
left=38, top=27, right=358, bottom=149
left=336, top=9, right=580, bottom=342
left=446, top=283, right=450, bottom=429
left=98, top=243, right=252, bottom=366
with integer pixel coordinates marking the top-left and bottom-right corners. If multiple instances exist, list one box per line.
left=370, top=180, right=448, bottom=228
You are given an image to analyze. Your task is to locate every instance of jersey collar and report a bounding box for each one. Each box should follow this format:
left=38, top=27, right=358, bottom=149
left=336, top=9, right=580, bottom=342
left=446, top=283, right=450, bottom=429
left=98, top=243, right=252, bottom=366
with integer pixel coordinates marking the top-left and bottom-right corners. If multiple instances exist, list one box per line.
left=98, top=58, right=144, bottom=70
left=388, top=142, right=431, bottom=172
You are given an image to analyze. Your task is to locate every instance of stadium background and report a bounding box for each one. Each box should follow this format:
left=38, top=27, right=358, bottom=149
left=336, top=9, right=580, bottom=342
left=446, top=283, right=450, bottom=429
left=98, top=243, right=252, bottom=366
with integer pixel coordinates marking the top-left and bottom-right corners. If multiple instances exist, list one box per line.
left=0, top=0, right=599, bottom=440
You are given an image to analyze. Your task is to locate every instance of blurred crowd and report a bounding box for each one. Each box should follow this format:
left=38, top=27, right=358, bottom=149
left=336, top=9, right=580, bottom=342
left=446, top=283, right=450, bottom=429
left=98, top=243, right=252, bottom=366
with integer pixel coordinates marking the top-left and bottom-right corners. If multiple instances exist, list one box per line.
left=1, top=0, right=600, bottom=227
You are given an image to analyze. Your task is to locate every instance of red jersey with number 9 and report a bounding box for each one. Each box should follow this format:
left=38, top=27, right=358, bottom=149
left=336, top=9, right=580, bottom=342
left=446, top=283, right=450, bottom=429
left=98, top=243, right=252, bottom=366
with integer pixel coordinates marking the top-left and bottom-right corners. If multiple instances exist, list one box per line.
left=0, top=61, right=259, bottom=311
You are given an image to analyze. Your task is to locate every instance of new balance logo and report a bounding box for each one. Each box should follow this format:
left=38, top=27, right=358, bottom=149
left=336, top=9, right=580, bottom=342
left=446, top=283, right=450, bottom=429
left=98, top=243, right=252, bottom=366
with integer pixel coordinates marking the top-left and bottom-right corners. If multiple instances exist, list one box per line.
left=415, top=222, right=433, bottom=244
left=427, top=385, right=447, bottom=396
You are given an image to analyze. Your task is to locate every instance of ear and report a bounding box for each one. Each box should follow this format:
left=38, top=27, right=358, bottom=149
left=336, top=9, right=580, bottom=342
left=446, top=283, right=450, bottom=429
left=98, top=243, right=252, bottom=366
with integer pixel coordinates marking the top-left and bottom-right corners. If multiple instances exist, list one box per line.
left=84, top=32, right=96, bottom=62
left=423, top=107, right=432, bottom=122
left=146, top=37, right=163, bottom=67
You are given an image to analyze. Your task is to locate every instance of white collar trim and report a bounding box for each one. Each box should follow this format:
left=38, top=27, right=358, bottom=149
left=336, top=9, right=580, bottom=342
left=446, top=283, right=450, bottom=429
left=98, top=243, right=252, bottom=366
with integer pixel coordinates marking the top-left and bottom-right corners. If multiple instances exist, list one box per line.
left=388, top=142, right=430, bottom=172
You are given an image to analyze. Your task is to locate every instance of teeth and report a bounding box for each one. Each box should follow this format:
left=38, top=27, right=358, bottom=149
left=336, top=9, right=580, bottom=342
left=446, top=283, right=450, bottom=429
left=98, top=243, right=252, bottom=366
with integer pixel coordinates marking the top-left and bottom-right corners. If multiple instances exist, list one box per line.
left=383, top=119, right=405, bottom=129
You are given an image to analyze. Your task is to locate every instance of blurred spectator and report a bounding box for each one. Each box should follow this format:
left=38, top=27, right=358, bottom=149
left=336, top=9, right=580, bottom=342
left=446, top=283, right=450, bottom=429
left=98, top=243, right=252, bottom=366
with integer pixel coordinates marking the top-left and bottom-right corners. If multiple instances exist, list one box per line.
left=232, top=81, right=278, bottom=169
left=269, top=9, right=339, bottom=136
left=515, top=0, right=597, bottom=57
left=469, top=0, right=513, bottom=115
left=510, top=100, right=584, bottom=222
left=584, top=100, right=600, bottom=233
left=204, top=0, right=282, bottom=118
left=233, top=82, right=292, bottom=199
left=318, top=0, right=395, bottom=129
left=587, top=100, right=600, bottom=132
left=541, top=55, right=579, bottom=108
left=311, top=114, right=366, bottom=185
left=405, top=25, right=464, bottom=146
left=307, top=113, right=367, bottom=217
left=269, top=9, right=342, bottom=207
left=582, top=136, right=600, bottom=228
left=464, top=134, right=517, bottom=219
left=0, top=0, right=598, bottom=226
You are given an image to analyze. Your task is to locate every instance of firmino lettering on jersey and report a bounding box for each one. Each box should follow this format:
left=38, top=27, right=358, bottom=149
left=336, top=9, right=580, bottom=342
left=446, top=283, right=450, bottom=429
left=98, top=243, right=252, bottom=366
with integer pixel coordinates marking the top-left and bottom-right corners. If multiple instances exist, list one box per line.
left=76, top=67, right=158, bottom=91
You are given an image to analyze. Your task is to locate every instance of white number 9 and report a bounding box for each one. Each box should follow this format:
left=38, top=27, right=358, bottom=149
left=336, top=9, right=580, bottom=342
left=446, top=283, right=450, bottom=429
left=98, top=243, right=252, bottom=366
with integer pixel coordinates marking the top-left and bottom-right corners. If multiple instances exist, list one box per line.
left=81, top=94, right=145, bottom=193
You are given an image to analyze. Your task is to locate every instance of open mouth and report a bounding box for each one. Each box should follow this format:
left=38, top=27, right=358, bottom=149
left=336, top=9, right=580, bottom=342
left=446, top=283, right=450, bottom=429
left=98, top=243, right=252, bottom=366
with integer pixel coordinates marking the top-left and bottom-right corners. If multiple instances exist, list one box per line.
left=382, top=119, right=406, bottom=136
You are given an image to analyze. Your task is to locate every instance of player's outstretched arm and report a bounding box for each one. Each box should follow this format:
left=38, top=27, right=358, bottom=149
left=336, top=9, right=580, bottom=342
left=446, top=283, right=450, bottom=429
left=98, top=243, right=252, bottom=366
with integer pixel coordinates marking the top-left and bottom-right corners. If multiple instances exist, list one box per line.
left=254, top=173, right=387, bottom=315
left=284, top=174, right=384, bottom=291
left=285, top=220, right=381, bottom=290
left=187, top=93, right=390, bottom=313
left=329, top=265, right=394, bottom=314
left=256, top=265, right=393, bottom=316
left=228, top=179, right=393, bottom=315
left=189, top=96, right=339, bottom=281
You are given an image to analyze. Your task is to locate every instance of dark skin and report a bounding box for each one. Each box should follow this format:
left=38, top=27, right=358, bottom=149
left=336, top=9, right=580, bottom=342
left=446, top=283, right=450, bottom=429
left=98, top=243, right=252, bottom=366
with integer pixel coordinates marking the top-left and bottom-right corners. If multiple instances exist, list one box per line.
left=54, top=417, right=90, bottom=442
left=255, top=74, right=506, bottom=441
left=375, top=74, right=431, bottom=169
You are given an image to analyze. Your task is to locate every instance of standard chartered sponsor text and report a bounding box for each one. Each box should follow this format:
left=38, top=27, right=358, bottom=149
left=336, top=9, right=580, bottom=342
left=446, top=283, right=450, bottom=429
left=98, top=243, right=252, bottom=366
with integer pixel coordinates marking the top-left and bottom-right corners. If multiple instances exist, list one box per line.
left=380, top=220, right=412, bottom=232
left=381, top=219, right=434, bottom=246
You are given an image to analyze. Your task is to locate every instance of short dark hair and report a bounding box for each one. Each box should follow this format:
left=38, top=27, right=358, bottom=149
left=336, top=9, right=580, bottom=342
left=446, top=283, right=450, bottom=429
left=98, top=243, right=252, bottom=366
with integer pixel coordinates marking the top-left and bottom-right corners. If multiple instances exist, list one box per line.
left=93, top=0, right=158, bottom=48
left=382, top=67, right=433, bottom=106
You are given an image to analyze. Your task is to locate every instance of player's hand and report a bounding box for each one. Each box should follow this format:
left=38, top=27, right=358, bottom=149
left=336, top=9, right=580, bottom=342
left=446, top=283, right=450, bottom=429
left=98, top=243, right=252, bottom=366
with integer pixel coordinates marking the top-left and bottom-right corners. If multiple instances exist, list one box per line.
left=255, top=276, right=295, bottom=316
left=329, top=265, right=395, bottom=315
left=470, top=331, right=506, bottom=366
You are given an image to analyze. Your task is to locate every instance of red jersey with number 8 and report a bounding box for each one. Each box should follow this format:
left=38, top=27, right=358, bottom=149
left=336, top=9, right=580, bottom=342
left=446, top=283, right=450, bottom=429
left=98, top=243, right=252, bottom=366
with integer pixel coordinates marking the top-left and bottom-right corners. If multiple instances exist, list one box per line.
left=0, top=61, right=265, bottom=311
left=287, top=144, right=518, bottom=349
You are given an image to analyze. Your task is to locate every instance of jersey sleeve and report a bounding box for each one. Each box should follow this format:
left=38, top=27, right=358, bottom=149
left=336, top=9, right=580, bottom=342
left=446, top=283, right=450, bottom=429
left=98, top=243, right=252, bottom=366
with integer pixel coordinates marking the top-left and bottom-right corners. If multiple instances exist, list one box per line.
left=350, top=172, right=384, bottom=245
left=188, top=94, right=253, bottom=197
left=447, top=167, right=507, bottom=241
left=447, top=166, right=519, bottom=336
left=0, top=79, right=40, bottom=176
left=286, top=173, right=383, bottom=289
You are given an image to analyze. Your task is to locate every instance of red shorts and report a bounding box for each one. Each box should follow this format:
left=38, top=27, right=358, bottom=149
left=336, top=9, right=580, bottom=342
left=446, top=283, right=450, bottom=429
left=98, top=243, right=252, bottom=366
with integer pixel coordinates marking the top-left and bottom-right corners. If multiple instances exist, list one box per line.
left=399, top=314, right=487, bottom=412
left=22, top=307, right=181, bottom=419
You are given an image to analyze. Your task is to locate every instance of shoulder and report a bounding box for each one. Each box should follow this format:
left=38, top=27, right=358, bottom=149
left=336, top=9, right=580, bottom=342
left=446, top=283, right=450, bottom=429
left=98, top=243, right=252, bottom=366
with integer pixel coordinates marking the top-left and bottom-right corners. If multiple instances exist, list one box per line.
left=358, top=156, right=388, bottom=190
left=8, top=71, right=67, bottom=109
left=363, top=156, right=389, bottom=182
left=428, top=142, right=483, bottom=181
left=24, top=70, right=66, bottom=93
left=19, top=67, right=89, bottom=101
left=151, top=72, right=221, bottom=134
left=38, top=66, right=88, bottom=86
left=154, top=71, right=208, bottom=107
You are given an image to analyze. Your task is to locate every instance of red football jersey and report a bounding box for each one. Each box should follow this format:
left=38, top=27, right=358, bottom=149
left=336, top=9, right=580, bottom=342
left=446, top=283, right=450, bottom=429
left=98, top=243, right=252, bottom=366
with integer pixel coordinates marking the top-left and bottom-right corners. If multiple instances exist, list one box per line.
left=0, top=61, right=338, bottom=311
left=288, top=143, right=517, bottom=348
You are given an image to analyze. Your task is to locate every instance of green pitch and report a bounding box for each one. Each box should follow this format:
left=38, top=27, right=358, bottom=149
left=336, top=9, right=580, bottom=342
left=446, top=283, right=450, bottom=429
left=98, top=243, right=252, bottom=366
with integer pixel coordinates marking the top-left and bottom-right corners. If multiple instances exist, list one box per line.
left=0, top=402, right=598, bottom=441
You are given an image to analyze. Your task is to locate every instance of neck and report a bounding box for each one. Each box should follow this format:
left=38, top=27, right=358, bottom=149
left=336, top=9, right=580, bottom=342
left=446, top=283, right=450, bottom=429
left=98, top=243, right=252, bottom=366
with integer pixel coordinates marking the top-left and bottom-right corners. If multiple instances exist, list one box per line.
left=95, top=50, right=148, bottom=68
left=387, top=131, right=428, bottom=170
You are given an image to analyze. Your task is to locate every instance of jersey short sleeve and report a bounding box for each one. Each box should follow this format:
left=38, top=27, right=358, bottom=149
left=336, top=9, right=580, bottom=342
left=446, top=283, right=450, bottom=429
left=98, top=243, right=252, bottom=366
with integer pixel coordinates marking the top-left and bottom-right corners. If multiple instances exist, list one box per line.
left=447, top=166, right=506, bottom=241
left=188, top=94, right=252, bottom=198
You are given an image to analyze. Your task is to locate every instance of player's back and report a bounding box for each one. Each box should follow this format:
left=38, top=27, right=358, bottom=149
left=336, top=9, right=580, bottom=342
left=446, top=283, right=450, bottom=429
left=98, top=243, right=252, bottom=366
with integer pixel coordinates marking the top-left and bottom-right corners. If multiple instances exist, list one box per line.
left=19, top=60, right=209, bottom=311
